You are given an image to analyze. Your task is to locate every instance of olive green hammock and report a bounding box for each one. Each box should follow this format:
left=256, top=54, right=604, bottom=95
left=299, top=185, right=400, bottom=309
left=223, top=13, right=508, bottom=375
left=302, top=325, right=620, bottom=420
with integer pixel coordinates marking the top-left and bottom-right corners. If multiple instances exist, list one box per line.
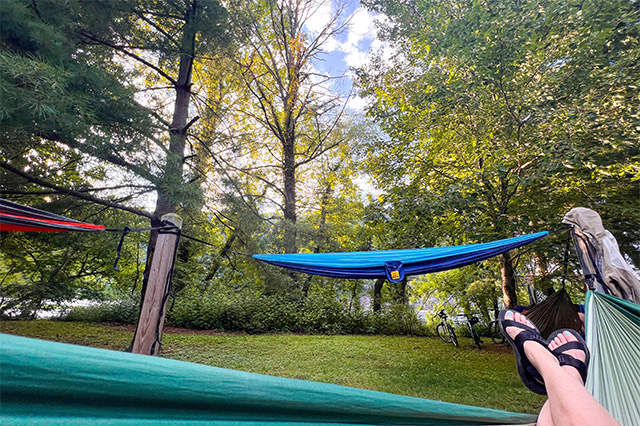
left=585, top=291, right=640, bottom=426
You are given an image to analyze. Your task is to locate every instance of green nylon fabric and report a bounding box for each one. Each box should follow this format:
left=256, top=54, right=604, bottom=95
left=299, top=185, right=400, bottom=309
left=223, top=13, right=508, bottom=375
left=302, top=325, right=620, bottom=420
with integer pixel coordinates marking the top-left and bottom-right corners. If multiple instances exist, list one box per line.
left=585, top=291, right=640, bottom=426
left=0, top=333, right=536, bottom=426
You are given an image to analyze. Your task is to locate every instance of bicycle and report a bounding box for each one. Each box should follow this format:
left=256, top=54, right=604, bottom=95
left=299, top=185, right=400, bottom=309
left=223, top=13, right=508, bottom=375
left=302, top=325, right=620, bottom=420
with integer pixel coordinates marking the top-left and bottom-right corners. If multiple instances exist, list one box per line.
left=488, top=313, right=506, bottom=344
left=434, top=310, right=458, bottom=347
left=458, top=314, right=483, bottom=349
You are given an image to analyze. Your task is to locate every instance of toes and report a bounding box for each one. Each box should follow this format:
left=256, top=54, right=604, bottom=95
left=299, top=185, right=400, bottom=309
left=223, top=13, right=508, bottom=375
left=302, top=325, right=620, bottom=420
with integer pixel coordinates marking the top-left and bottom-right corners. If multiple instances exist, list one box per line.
left=549, top=333, right=566, bottom=350
left=504, top=311, right=537, bottom=340
left=504, top=311, right=524, bottom=339
left=557, top=333, right=568, bottom=345
left=515, top=312, right=533, bottom=329
left=548, top=331, right=586, bottom=363
left=562, top=330, right=578, bottom=342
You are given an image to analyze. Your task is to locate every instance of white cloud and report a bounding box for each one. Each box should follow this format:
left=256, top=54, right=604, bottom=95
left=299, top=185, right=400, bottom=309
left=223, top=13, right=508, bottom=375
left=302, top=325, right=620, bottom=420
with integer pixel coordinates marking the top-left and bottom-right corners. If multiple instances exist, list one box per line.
left=304, top=1, right=335, bottom=37
left=347, top=7, right=376, bottom=41
left=346, top=94, right=368, bottom=111
left=304, top=2, right=395, bottom=112
left=339, top=7, right=376, bottom=67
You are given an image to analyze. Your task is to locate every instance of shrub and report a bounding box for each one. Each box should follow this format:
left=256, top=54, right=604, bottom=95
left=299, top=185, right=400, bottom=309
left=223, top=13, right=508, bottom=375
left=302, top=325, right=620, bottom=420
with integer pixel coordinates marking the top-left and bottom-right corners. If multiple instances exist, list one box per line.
left=167, top=290, right=427, bottom=335
left=63, top=299, right=139, bottom=325
left=62, top=291, right=429, bottom=336
left=374, top=304, right=426, bottom=335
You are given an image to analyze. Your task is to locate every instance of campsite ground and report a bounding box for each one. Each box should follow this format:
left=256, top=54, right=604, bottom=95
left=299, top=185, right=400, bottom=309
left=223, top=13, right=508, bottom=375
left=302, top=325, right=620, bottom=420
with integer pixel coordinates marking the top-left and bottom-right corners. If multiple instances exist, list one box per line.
left=0, top=320, right=546, bottom=414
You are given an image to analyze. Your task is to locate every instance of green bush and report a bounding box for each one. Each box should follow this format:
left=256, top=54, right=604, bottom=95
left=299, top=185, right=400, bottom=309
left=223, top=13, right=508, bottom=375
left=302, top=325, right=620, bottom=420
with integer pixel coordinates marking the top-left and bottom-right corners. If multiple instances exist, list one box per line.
left=63, top=299, right=139, bottom=325
left=167, top=290, right=427, bottom=335
left=61, top=291, right=428, bottom=336
left=373, top=304, right=425, bottom=335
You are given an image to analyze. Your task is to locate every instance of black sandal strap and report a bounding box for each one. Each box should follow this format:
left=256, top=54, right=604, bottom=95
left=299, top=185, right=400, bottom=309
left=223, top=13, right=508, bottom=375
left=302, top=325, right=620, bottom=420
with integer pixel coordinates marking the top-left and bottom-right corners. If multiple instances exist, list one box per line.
left=513, top=330, right=547, bottom=349
left=557, top=354, right=588, bottom=382
left=513, top=330, right=547, bottom=383
left=498, top=310, right=548, bottom=395
left=551, top=341, right=584, bottom=356
left=501, top=319, right=540, bottom=336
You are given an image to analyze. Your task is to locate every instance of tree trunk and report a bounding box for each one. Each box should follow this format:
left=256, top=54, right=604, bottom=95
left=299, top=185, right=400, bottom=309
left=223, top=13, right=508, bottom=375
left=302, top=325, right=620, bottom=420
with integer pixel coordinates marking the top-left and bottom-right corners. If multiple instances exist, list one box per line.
left=499, top=251, right=518, bottom=309
left=373, top=278, right=385, bottom=312
left=397, top=277, right=407, bottom=304
left=204, top=231, right=237, bottom=284
left=282, top=136, right=297, bottom=254
left=349, top=281, right=359, bottom=311
left=137, top=0, right=198, bottom=325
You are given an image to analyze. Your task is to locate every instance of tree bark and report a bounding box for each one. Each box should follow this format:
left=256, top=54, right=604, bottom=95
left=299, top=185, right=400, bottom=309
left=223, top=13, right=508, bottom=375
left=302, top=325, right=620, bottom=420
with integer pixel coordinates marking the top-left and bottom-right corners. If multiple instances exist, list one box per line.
left=397, top=277, right=407, bottom=304
left=204, top=231, right=237, bottom=284
left=373, top=277, right=385, bottom=312
left=349, top=281, right=359, bottom=311
left=499, top=251, right=518, bottom=308
left=282, top=136, right=297, bottom=254
left=138, top=0, right=198, bottom=320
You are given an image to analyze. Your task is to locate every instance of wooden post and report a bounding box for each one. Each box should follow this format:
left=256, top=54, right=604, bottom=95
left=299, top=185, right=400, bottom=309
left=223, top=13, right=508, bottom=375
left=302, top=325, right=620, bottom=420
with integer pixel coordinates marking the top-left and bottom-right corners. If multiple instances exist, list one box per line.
left=132, top=213, right=182, bottom=355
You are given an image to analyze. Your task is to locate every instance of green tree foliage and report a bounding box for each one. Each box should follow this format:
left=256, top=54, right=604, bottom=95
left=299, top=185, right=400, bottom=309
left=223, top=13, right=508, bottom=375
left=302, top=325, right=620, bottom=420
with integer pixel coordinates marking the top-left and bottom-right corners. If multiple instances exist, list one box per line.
left=1, top=0, right=233, bottom=317
left=0, top=0, right=155, bottom=209
left=357, top=0, right=640, bottom=307
left=221, top=0, right=351, bottom=254
left=0, top=203, right=148, bottom=318
left=0, top=0, right=158, bottom=314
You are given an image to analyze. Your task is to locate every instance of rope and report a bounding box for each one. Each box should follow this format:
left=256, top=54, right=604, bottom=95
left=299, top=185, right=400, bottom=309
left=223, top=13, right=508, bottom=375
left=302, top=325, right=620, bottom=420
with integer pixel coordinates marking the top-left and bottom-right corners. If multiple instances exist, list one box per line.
left=222, top=249, right=254, bottom=258
left=561, top=228, right=572, bottom=289
left=106, top=224, right=253, bottom=268
left=107, top=222, right=255, bottom=271
left=113, top=227, right=130, bottom=271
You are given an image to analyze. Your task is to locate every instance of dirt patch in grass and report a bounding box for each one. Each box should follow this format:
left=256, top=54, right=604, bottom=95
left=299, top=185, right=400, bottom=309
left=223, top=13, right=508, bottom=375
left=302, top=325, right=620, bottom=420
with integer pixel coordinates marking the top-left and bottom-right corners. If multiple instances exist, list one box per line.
left=100, top=323, right=244, bottom=335
left=481, top=343, right=513, bottom=354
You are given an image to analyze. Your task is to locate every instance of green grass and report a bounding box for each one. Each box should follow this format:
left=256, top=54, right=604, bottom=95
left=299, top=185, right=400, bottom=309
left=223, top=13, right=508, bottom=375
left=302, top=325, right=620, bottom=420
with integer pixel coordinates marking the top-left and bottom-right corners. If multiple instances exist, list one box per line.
left=0, top=320, right=546, bottom=414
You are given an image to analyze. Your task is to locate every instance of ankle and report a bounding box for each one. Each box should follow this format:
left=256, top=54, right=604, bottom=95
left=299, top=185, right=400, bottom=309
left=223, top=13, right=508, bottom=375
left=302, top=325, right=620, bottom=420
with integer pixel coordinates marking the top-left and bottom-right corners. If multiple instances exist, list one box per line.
left=524, top=341, right=559, bottom=375
left=561, top=365, right=584, bottom=385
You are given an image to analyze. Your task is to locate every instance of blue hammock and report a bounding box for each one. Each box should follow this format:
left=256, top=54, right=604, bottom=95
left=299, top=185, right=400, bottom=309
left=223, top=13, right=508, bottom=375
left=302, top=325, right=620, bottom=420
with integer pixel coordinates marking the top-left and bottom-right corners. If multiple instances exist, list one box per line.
left=254, top=232, right=549, bottom=282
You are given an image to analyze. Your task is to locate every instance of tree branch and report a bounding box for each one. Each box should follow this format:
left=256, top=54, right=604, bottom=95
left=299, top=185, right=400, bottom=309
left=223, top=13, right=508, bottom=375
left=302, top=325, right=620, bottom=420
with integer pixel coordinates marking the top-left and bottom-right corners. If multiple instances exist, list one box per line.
left=0, top=161, right=157, bottom=220
left=78, top=30, right=178, bottom=87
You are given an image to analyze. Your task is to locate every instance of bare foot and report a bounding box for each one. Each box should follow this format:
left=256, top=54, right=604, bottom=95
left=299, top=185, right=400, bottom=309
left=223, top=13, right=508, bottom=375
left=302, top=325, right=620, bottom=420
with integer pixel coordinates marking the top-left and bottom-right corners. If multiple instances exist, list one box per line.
left=503, top=311, right=556, bottom=372
left=548, top=331, right=586, bottom=384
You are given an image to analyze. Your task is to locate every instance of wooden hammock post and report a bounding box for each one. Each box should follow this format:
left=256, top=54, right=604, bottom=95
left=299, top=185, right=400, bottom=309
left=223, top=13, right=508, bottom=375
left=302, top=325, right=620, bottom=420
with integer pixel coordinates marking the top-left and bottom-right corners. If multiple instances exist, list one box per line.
left=132, top=213, right=182, bottom=355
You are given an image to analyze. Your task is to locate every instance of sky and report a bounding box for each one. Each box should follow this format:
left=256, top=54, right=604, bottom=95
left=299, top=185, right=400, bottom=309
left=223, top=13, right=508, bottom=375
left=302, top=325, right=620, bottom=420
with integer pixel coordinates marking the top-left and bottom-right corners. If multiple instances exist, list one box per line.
left=303, top=0, right=386, bottom=111
left=300, top=1, right=389, bottom=197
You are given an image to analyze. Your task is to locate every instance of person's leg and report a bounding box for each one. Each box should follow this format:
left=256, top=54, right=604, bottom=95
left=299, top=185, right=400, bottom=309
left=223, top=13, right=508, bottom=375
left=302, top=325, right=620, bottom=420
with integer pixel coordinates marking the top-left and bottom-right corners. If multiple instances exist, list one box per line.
left=534, top=330, right=588, bottom=426
left=502, top=311, right=620, bottom=426
left=536, top=401, right=554, bottom=426
left=548, top=331, right=586, bottom=383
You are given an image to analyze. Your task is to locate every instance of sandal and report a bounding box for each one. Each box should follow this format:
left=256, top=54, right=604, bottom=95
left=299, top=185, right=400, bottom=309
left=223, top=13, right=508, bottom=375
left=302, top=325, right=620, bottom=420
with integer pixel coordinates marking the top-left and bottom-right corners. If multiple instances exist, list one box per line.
left=499, top=310, right=549, bottom=395
left=547, top=329, right=590, bottom=384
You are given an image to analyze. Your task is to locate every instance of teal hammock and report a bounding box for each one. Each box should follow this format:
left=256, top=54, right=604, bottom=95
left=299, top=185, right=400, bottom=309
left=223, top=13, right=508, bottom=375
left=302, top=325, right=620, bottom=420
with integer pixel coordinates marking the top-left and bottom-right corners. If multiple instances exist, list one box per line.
left=1, top=292, right=637, bottom=425
left=0, top=333, right=535, bottom=426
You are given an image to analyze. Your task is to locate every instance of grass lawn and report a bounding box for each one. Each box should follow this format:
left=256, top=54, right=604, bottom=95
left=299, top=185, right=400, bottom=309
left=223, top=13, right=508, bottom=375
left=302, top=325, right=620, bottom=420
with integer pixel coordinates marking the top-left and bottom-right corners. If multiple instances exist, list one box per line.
left=0, top=320, right=546, bottom=414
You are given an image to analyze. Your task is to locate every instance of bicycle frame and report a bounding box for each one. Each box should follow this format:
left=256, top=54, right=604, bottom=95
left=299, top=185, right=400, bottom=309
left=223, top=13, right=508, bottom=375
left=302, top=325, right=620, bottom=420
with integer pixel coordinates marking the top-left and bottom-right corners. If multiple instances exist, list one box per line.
left=434, top=310, right=458, bottom=347
left=457, top=314, right=482, bottom=349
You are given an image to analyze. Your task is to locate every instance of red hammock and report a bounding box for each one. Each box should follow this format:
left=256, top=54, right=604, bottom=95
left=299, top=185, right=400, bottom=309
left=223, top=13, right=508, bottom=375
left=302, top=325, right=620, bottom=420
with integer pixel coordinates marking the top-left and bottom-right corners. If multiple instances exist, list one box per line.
left=0, top=199, right=105, bottom=232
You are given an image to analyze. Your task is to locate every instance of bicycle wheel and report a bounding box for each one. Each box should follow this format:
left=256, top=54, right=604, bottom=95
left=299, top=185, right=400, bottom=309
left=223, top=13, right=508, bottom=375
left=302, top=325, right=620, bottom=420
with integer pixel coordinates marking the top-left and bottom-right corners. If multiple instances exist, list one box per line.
left=448, top=325, right=459, bottom=347
left=471, top=328, right=482, bottom=349
left=436, top=323, right=452, bottom=343
left=490, top=320, right=506, bottom=344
